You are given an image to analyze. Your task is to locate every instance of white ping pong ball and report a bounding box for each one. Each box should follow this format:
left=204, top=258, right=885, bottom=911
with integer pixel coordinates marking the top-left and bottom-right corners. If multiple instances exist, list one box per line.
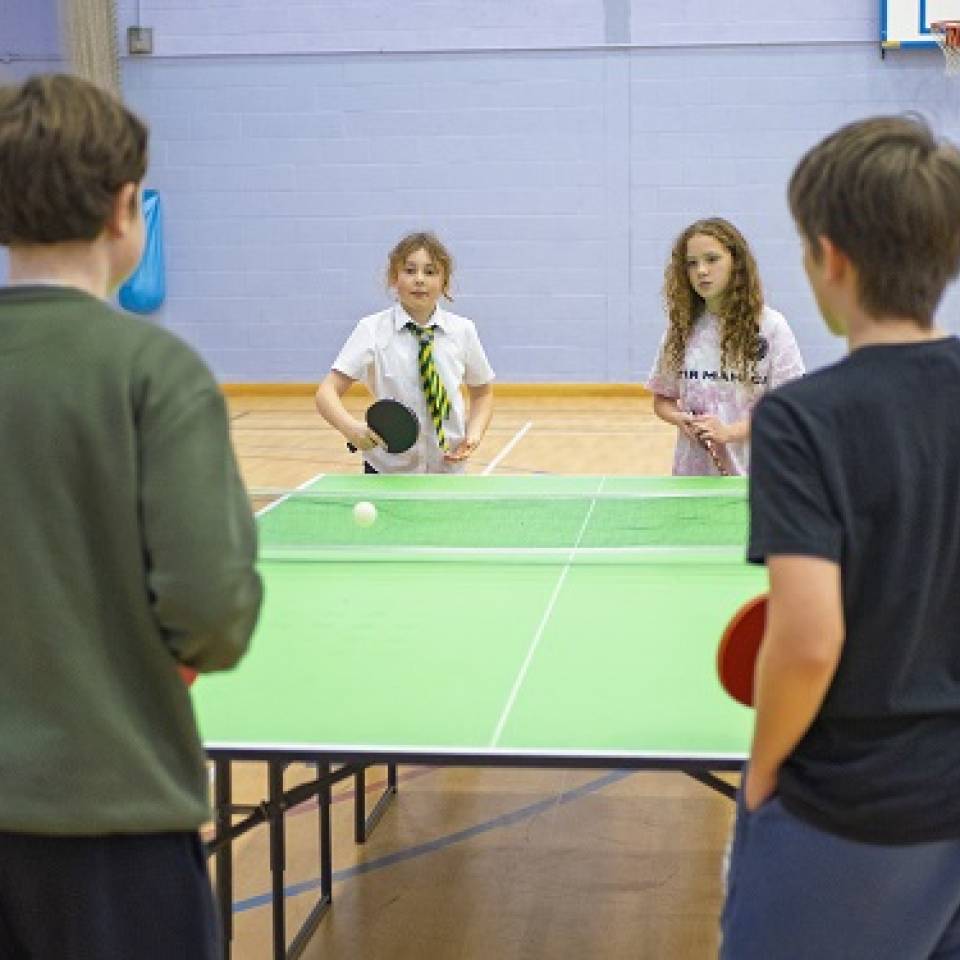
left=353, top=501, right=377, bottom=527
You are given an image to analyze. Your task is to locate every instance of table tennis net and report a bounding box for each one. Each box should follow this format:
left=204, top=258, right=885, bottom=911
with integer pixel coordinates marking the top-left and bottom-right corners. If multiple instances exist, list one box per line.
left=253, top=487, right=750, bottom=565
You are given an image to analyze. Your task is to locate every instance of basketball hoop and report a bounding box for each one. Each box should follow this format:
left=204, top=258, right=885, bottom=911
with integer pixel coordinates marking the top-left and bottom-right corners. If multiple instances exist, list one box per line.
left=932, top=21, right=960, bottom=75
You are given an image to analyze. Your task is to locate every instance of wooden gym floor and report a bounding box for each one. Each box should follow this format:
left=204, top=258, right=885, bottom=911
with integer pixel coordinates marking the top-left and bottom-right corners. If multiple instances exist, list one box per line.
left=217, top=389, right=740, bottom=960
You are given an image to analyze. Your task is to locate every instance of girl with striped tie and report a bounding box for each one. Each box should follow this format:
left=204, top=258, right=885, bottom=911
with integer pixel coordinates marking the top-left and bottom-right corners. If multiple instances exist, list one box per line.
left=316, top=232, right=495, bottom=473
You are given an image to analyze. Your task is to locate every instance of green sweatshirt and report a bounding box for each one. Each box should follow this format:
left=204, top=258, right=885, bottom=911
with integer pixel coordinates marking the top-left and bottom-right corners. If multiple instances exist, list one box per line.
left=0, top=285, right=262, bottom=834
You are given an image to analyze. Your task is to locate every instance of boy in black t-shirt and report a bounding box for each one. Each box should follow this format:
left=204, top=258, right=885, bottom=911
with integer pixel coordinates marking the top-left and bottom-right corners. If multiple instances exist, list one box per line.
left=721, top=117, right=960, bottom=958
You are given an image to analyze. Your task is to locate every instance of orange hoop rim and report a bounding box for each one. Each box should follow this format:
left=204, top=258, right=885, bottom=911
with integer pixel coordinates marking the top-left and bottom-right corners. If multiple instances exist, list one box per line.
left=931, top=21, right=960, bottom=75
left=932, top=20, right=960, bottom=46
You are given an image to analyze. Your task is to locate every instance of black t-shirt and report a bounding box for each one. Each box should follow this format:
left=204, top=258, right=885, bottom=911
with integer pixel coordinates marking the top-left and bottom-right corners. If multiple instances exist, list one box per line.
left=749, top=336, right=960, bottom=844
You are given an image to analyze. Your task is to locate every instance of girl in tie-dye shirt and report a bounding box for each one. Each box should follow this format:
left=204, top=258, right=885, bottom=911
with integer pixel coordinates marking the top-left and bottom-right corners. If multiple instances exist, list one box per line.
left=647, top=218, right=805, bottom=476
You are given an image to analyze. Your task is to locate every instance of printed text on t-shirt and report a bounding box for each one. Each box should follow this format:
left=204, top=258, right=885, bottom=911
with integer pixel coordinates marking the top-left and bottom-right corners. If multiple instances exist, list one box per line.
left=680, top=367, right=768, bottom=386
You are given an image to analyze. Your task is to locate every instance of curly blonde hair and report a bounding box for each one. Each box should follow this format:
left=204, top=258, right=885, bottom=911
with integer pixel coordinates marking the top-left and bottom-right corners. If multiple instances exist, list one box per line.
left=661, top=218, right=764, bottom=384
left=385, top=231, right=454, bottom=301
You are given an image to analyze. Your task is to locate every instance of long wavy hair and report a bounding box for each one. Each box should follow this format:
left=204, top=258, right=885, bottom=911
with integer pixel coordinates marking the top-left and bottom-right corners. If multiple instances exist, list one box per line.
left=661, top=218, right=764, bottom=384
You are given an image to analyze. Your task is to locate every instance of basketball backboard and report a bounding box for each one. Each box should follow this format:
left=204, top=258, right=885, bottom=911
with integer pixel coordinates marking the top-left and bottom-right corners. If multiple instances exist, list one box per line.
left=882, top=0, right=960, bottom=47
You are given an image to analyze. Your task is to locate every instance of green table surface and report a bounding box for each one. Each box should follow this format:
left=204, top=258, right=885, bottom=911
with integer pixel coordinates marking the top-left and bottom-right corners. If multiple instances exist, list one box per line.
left=194, top=476, right=762, bottom=765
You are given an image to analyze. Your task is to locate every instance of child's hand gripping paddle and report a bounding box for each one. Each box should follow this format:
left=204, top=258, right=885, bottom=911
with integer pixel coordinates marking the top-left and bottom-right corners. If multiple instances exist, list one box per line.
left=717, top=594, right=768, bottom=706
left=683, top=411, right=730, bottom=476
left=347, top=398, right=420, bottom=455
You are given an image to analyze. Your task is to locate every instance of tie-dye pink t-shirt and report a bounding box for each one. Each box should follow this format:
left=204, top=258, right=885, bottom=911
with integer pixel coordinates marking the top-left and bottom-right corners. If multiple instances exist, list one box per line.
left=646, top=306, right=805, bottom=476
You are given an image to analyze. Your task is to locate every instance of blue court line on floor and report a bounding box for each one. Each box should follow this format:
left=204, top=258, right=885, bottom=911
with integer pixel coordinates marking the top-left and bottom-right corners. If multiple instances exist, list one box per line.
left=233, top=768, right=633, bottom=914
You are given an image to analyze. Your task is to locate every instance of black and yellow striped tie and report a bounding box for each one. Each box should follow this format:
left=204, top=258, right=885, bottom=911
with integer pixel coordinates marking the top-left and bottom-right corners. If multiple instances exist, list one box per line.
left=406, top=321, right=451, bottom=450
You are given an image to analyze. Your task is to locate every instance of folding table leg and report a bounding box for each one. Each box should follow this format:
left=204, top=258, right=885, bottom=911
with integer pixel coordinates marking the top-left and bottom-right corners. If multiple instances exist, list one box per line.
left=213, top=758, right=233, bottom=960
left=287, top=761, right=333, bottom=960
left=684, top=768, right=738, bottom=800
left=354, top=763, right=398, bottom=843
left=268, top=762, right=286, bottom=959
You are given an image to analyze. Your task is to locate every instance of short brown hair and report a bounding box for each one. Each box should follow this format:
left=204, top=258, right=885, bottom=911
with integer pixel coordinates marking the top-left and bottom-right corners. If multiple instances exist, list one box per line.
left=385, top=232, right=454, bottom=300
left=0, top=73, right=148, bottom=245
left=789, top=115, right=960, bottom=325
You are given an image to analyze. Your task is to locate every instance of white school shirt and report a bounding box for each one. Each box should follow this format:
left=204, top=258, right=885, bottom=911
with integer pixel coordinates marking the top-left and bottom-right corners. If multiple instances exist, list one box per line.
left=332, top=304, right=496, bottom=474
left=646, top=306, right=805, bottom=476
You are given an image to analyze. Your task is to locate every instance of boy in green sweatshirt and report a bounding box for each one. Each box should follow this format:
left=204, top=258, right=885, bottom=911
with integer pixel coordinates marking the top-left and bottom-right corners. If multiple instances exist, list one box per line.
left=0, top=74, right=262, bottom=959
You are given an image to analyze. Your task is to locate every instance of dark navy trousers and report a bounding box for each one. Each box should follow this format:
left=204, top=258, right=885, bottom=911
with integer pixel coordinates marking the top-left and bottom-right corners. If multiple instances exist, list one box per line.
left=0, top=831, right=219, bottom=960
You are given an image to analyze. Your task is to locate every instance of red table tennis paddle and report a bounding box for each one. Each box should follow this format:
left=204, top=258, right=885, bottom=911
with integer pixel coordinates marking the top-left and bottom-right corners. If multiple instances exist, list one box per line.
left=717, top=594, right=767, bottom=706
left=178, top=665, right=198, bottom=687
left=347, top=398, right=420, bottom=455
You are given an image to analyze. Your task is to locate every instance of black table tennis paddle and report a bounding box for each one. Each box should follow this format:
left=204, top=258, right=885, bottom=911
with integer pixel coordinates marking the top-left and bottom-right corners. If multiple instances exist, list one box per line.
left=347, top=398, right=420, bottom=455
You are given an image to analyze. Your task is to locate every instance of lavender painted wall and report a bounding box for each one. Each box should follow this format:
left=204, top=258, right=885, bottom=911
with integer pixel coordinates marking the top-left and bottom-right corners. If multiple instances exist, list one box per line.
left=4, top=2, right=960, bottom=379
left=0, top=0, right=60, bottom=60
left=0, top=0, right=62, bottom=281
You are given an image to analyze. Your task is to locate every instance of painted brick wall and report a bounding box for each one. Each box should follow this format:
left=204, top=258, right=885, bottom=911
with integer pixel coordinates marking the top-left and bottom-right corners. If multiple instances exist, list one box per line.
left=0, top=0, right=60, bottom=59
left=0, top=0, right=62, bottom=283
left=4, top=2, right=960, bottom=379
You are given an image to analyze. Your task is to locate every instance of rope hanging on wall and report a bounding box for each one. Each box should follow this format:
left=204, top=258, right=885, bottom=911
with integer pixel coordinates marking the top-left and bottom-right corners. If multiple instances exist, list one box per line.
left=59, top=0, right=121, bottom=94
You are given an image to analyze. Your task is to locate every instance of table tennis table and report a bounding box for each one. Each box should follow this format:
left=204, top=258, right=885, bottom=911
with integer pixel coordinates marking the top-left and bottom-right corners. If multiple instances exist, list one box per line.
left=194, top=475, right=763, bottom=959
